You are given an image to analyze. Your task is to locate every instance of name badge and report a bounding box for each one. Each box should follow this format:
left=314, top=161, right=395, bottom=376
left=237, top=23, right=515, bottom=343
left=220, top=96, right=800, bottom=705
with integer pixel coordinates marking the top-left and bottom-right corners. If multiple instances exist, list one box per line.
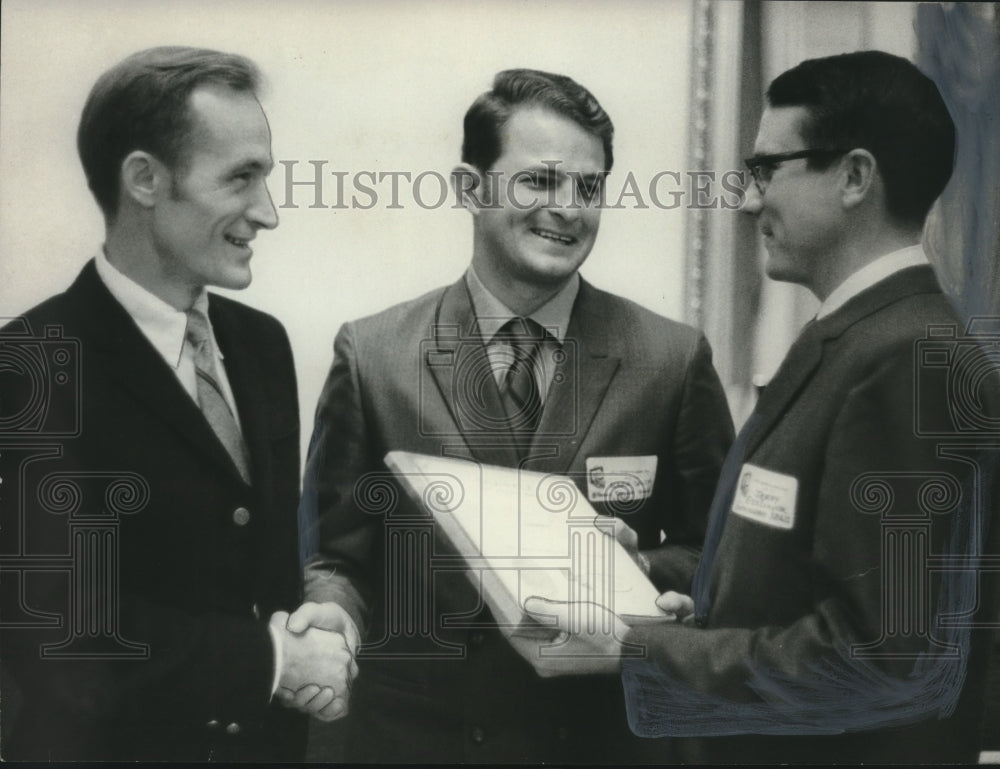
left=586, top=455, right=657, bottom=503
left=731, top=463, right=797, bottom=530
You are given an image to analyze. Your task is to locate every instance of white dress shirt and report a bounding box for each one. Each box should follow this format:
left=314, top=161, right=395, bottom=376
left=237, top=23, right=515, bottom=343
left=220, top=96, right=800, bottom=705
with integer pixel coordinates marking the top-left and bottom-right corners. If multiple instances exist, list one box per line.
left=94, top=249, right=242, bottom=427
left=465, top=266, right=579, bottom=404
left=816, top=244, right=929, bottom=320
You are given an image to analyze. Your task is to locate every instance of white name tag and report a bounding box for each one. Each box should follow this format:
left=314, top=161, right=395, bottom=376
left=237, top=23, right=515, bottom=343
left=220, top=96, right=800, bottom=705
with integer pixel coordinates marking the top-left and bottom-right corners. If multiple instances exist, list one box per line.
left=731, top=463, right=797, bottom=530
left=586, top=455, right=657, bottom=503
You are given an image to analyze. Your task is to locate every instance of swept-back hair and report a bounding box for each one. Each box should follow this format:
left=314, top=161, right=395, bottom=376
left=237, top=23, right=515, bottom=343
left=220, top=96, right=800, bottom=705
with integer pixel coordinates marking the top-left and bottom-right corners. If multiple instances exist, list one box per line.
left=78, top=46, right=260, bottom=221
left=462, top=68, right=614, bottom=173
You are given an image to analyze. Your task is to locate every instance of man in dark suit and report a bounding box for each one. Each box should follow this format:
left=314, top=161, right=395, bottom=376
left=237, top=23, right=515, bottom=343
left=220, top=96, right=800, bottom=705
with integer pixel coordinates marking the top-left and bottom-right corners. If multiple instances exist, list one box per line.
left=0, top=47, right=355, bottom=761
left=294, top=69, right=734, bottom=763
left=519, top=51, right=1000, bottom=764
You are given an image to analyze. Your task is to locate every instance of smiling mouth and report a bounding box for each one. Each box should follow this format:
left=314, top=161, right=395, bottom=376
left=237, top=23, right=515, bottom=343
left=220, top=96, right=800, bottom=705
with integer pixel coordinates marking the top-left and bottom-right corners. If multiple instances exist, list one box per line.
left=530, top=227, right=576, bottom=245
left=224, top=235, right=252, bottom=249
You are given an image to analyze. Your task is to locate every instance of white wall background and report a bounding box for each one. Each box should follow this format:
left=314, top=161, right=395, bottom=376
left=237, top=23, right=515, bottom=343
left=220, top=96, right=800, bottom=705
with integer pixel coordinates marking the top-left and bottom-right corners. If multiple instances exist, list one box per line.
left=0, top=0, right=694, bottom=451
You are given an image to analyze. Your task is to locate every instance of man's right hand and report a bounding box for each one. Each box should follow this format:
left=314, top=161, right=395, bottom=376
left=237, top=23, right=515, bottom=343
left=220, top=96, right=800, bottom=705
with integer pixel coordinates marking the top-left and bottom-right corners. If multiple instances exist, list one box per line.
left=270, top=603, right=359, bottom=722
left=656, top=591, right=695, bottom=624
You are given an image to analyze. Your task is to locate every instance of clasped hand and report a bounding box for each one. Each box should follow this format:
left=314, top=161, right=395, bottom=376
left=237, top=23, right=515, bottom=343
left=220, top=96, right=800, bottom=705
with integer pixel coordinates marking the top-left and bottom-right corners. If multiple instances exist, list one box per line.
left=270, top=601, right=360, bottom=722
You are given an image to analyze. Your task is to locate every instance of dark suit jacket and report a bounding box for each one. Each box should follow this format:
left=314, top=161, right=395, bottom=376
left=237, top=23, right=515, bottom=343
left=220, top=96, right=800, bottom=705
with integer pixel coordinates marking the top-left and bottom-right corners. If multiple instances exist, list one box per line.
left=300, top=275, right=734, bottom=763
left=623, top=266, right=1000, bottom=764
left=0, top=261, right=306, bottom=761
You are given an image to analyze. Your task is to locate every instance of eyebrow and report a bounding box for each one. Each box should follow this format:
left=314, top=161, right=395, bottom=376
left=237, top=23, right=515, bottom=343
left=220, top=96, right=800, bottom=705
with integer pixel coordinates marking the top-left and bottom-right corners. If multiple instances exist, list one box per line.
left=232, top=158, right=274, bottom=175
left=525, top=167, right=605, bottom=182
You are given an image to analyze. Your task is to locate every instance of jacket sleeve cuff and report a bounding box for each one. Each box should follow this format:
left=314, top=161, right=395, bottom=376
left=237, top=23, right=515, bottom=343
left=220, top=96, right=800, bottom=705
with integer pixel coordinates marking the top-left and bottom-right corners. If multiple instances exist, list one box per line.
left=268, top=621, right=283, bottom=697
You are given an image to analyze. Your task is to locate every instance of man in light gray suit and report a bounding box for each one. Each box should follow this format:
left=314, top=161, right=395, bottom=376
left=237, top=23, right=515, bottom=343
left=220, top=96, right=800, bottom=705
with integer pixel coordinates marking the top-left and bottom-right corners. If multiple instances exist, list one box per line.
left=292, top=68, right=734, bottom=763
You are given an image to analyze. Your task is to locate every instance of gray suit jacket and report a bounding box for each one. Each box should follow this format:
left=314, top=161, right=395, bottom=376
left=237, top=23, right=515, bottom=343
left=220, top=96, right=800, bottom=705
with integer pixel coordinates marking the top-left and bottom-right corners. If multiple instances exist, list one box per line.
left=301, top=275, right=733, bottom=762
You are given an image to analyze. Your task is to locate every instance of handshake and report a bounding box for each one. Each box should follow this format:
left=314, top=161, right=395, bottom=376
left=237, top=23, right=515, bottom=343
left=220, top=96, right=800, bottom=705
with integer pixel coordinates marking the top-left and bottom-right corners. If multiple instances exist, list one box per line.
left=269, top=602, right=360, bottom=722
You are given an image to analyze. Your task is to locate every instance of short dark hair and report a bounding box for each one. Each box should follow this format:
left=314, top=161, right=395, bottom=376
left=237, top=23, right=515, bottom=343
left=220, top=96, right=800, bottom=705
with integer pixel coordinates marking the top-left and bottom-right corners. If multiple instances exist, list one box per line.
left=77, top=46, right=261, bottom=222
left=462, top=68, right=614, bottom=173
left=767, top=50, right=955, bottom=228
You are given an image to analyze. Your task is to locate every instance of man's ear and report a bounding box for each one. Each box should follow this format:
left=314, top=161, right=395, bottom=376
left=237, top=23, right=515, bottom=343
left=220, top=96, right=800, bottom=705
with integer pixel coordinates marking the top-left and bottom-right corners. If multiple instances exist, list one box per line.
left=120, top=150, right=167, bottom=209
left=451, top=163, right=488, bottom=215
left=840, top=148, right=877, bottom=211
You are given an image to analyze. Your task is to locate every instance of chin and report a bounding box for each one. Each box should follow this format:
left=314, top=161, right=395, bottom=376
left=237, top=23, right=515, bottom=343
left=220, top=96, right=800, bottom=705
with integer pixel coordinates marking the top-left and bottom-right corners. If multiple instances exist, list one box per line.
left=523, top=265, right=579, bottom=289
left=764, top=264, right=786, bottom=282
left=529, top=251, right=589, bottom=279
left=764, top=254, right=798, bottom=284
left=217, top=270, right=253, bottom=291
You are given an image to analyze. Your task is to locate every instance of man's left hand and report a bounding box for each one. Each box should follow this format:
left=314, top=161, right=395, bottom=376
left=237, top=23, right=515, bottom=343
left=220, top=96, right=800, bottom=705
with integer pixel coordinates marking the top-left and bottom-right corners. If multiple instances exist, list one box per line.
left=504, top=597, right=628, bottom=677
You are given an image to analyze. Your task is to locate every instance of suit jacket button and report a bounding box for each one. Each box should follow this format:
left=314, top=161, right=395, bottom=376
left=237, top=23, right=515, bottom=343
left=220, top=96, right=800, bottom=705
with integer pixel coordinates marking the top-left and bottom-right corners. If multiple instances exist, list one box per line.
left=233, top=507, right=250, bottom=526
left=206, top=719, right=220, bottom=730
left=470, top=631, right=485, bottom=648
left=471, top=726, right=485, bottom=744
left=225, top=722, right=242, bottom=735
left=252, top=602, right=261, bottom=620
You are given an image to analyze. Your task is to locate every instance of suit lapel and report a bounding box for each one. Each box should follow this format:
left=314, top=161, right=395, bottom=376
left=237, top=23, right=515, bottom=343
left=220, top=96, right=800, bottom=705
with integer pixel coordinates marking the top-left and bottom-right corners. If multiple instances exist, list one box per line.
left=531, top=280, right=620, bottom=474
left=743, top=265, right=943, bottom=457
left=72, top=262, right=246, bottom=484
left=426, top=278, right=521, bottom=467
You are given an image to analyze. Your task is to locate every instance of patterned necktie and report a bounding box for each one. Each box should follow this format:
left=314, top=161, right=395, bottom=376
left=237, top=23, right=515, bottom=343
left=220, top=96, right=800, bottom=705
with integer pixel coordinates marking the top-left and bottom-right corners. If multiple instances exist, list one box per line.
left=496, top=317, right=545, bottom=436
left=185, top=309, right=251, bottom=484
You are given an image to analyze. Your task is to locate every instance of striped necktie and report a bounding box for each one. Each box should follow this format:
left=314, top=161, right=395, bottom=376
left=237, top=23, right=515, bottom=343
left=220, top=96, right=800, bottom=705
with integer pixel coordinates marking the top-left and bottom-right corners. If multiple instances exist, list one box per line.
left=185, top=308, right=251, bottom=484
left=496, top=317, right=545, bottom=437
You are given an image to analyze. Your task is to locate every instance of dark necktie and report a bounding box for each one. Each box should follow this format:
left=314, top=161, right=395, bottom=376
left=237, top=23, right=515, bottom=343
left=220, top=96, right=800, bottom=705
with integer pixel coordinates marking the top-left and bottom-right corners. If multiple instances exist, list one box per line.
left=185, top=309, right=252, bottom=483
left=690, top=411, right=762, bottom=624
left=496, top=317, right=545, bottom=435
left=691, top=319, right=820, bottom=625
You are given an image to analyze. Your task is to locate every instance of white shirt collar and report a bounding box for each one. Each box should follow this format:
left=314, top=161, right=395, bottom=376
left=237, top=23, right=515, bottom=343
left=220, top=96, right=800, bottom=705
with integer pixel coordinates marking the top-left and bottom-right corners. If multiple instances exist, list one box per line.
left=94, top=249, right=211, bottom=368
left=816, top=244, right=929, bottom=320
left=465, top=266, right=579, bottom=344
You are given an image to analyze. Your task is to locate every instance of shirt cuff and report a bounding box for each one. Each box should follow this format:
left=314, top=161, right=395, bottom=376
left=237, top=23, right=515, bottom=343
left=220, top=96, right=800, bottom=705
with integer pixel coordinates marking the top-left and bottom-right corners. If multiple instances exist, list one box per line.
left=268, top=621, right=283, bottom=698
left=342, top=611, right=361, bottom=655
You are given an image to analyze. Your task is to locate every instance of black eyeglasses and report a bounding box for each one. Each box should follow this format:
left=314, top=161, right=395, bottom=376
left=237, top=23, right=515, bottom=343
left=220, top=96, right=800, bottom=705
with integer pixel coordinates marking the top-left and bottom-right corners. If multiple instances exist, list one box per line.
left=743, top=148, right=846, bottom=193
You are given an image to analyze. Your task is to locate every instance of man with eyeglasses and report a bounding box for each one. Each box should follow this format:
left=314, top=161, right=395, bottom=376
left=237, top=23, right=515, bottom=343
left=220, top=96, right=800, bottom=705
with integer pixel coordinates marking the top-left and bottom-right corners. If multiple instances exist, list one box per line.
left=508, top=50, right=1000, bottom=764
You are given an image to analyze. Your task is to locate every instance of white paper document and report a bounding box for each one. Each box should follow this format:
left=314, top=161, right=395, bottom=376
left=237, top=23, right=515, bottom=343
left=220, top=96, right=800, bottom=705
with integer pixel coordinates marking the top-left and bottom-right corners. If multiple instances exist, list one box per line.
left=384, top=450, right=669, bottom=631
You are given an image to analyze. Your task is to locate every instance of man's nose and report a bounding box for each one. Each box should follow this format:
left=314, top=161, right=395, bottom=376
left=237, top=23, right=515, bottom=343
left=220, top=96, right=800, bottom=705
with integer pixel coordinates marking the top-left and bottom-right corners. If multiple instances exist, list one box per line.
left=546, top=180, right=582, bottom=220
left=740, top=181, right=763, bottom=216
left=248, top=180, right=279, bottom=230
